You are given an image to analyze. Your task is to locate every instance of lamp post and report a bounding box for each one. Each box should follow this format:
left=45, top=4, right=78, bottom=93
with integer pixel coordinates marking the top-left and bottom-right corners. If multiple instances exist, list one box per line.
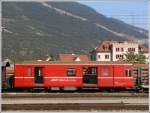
left=136, top=62, right=142, bottom=91
left=137, top=65, right=141, bottom=88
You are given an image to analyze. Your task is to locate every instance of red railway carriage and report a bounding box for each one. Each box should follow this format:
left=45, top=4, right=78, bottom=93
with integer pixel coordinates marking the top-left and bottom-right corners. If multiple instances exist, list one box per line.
left=14, top=61, right=134, bottom=89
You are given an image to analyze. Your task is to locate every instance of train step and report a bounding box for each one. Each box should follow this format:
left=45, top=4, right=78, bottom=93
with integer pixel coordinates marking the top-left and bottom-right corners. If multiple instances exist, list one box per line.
left=83, top=84, right=98, bottom=88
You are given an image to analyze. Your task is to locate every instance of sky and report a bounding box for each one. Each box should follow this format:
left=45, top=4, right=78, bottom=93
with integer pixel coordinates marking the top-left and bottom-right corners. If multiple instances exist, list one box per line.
left=78, top=0, right=148, bottom=30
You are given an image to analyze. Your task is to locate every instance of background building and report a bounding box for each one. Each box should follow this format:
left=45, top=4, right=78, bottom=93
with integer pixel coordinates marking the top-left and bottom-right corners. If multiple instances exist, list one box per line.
left=112, top=41, right=139, bottom=61
left=59, top=53, right=89, bottom=62
left=90, top=41, right=112, bottom=61
left=91, top=40, right=148, bottom=63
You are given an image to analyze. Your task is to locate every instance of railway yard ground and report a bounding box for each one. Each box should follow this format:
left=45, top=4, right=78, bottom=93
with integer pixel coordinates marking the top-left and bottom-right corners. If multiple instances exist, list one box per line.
left=2, top=92, right=149, bottom=112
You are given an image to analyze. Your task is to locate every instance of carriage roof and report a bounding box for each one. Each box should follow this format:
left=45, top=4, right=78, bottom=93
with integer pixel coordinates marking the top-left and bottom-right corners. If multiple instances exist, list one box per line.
left=15, top=61, right=133, bottom=65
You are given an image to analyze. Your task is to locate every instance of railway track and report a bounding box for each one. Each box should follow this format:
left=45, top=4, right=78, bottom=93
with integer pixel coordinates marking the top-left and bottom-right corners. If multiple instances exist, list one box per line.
left=2, top=103, right=148, bottom=111
left=2, top=92, right=148, bottom=98
left=2, top=92, right=148, bottom=111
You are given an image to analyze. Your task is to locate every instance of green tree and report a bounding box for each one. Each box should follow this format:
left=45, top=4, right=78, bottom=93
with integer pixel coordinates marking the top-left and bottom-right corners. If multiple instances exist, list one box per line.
left=124, top=52, right=137, bottom=63
left=136, top=52, right=146, bottom=64
left=123, top=52, right=146, bottom=64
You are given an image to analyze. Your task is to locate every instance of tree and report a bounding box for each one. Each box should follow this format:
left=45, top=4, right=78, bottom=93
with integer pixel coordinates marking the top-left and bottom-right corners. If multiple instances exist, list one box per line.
left=124, top=52, right=137, bottom=63
left=50, top=54, right=59, bottom=61
left=136, top=52, right=146, bottom=64
left=123, top=52, right=146, bottom=64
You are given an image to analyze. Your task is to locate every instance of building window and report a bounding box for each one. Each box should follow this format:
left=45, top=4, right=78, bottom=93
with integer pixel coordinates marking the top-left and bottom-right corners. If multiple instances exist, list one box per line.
left=132, top=48, right=135, bottom=51
left=116, top=48, right=119, bottom=52
left=128, top=48, right=135, bottom=52
left=128, top=48, right=131, bottom=52
left=98, top=55, right=101, bottom=59
left=67, top=68, right=76, bottom=76
left=105, top=55, right=109, bottom=59
left=125, top=69, right=131, bottom=77
left=116, top=54, right=119, bottom=59
left=121, top=48, right=124, bottom=52
left=103, top=45, right=106, bottom=50
left=116, top=54, right=123, bottom=59
left=120, top=55, right=123, bottom=59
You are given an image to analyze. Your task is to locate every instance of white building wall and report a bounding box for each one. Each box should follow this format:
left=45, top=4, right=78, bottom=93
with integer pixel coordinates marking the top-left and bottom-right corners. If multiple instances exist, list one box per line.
left=112, top=42, right=139, bottom=61
left=96, top=52, right=111, bottom=61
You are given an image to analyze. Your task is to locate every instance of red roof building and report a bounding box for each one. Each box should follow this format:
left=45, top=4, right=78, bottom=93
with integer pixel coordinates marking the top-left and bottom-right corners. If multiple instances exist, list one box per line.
left=91, top=40, right=113, bottom=61
left=59, top=53, right=89, bottom=62
left=94, top=40, right=113, bottom=52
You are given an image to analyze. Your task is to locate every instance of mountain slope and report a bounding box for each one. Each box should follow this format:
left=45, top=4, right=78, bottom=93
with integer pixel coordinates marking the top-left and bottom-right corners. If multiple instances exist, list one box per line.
left=2, top=2, right=148, bottom=62
left=47, top=2, right=148, bottom=39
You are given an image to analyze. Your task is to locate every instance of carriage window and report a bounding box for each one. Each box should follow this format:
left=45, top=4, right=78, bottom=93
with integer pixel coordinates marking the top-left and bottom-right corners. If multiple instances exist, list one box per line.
left=101, top=68, right=109, bottom=76
left=83, top=67, right=97, bottom=75
left=27, top=68, right=32, bottom=76
left=125, top=69, right=131, bottom=77
left=91, top=67, right=97, bottom=74
left=35, top=67, right=43, bottom=76
left=67, top=68, right=76, bottom=76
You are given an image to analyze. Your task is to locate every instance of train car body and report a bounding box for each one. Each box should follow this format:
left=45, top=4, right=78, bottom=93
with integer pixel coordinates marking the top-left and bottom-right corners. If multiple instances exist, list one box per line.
left=14, top=61, right=134, bottom=89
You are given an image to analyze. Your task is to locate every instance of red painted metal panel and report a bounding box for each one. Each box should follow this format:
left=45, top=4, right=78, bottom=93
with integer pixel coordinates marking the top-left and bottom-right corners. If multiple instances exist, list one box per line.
left=44, top=65, right=82, bottom=77
left=23, top=66, right=34, bottom=87
left=23, top=78, right=34, bottom=87
left=14, top=65, right=35, bottom=87
left=114, top=77, right=134, bottom=88
left=113, top=65, right=134, bottom=88
left=98, top=65, right=113, bottom=87
left=44, top=77, right=82, bottom=87
left=113, top=65, right=125, bottom=77
left=44, top=65, right=83, bottom=87
left=44, top=65, right=69, bottom=77
left=14, top=78, right=24, bottom=87
left=14, top=65, right=25, bottom=87
left=14, top=63, right=134, bottom=89
left=98, top=77, right=113, bottom=87
left=14, top=65, right=25, bottom=77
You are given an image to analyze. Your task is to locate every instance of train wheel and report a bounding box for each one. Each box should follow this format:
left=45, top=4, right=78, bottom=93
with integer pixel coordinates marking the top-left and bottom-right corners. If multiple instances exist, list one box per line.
left=77, top=87, right=82, bottom=92
left=59, top=87, right=64, bottom=92
left=47, top=88, right=51, bottom=93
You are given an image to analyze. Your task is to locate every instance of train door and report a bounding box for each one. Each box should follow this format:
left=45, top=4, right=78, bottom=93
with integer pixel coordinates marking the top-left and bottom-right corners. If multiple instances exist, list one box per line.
left=83, top=66, right=98, bottom=86
left=34, top=67, right=44, bottom=84
left=98, top=65, right=113, bottom=87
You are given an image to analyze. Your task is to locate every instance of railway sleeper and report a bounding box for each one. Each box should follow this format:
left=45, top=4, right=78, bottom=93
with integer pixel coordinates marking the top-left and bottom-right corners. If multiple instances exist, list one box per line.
left=3, top=86, right=146, bottom=93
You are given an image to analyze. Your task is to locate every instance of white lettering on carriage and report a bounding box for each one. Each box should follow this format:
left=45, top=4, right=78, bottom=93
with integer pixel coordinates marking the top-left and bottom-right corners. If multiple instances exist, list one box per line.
left=50, top=78, right=76, bottom=82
